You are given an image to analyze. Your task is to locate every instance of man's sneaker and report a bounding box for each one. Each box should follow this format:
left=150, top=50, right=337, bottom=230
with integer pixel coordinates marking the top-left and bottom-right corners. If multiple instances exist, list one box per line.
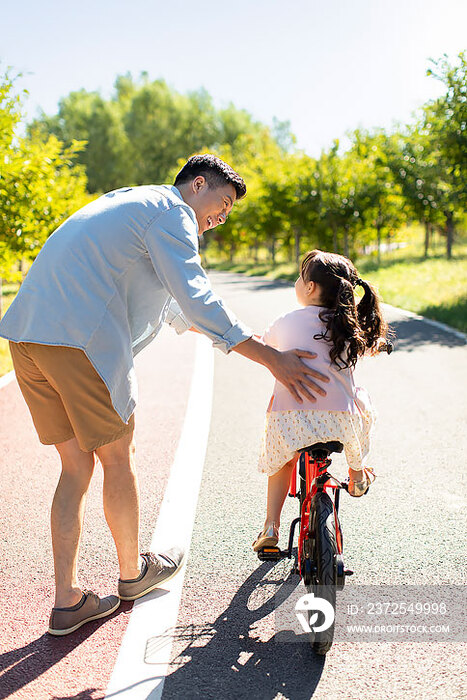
left=118, top=548, right=184, bottom=601
left=48, top=590, right=120, bottom=636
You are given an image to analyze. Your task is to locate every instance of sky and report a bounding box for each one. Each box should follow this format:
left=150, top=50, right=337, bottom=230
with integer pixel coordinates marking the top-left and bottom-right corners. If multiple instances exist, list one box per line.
left=2, top=0, right=466, bottom=157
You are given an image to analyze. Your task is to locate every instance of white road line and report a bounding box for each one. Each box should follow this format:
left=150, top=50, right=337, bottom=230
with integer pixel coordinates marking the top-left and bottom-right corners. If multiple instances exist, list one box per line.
left=0, top=370, right=15, bottom=389
left=105, top=334, right=214, bottom=700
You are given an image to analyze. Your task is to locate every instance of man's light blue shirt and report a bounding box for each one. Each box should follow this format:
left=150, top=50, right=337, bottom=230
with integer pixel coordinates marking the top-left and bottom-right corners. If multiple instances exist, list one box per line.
left=0, top=185, right=253, bottom=422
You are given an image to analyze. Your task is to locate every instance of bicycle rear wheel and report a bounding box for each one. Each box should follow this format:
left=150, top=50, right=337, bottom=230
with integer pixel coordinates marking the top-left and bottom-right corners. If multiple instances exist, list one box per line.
left=307, top=491, right=337, bottom=655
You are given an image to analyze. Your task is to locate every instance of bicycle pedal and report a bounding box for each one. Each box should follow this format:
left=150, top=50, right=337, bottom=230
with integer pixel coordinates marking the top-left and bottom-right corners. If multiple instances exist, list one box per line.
left=257, top=546, right=282, bottom=561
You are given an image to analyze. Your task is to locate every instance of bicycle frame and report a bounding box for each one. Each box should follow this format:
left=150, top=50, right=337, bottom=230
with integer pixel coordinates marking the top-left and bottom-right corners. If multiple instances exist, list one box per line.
left=294, top=451, right=343, bottom=578
left=258, top=447, right=345, bottom=567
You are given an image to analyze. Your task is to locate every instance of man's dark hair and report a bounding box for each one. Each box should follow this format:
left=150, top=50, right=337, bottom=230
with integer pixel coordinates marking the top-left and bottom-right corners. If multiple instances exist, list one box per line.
left=174, top=154, right=247, bottom=200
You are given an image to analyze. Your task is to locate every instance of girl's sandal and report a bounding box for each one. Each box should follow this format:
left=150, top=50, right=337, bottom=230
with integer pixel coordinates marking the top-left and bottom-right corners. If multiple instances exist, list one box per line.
left=348, top=466, right=376, bottom=497
left=252, top=522, right=279, bottom=552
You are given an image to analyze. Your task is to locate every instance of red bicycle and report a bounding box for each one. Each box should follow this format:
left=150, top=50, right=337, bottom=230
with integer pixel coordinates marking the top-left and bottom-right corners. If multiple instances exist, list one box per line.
left=257, top=341, right=392, bottom=654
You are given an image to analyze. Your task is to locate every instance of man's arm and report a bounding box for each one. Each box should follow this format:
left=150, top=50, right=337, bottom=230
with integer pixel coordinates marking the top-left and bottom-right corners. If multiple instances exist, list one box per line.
left=145, top=207, right=253, bottom=352
left=232, top=336, right=329, bottom=403
left=145, top=209, right=328, bottom=401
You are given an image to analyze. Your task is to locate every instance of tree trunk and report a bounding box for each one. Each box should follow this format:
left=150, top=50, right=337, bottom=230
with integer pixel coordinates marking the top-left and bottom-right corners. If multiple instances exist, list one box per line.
left=343, top=226, right=350, bottom=259
left=424, top=220, right=430, bottom=258
left=376, top=224, right=382, bottom=266
left=229, top=241, right=235, bottom=263
left=270, top=236, right=276, bottom=265
left=0, top=278, right=2, bottom=320
left=254, top=239, right=259, bottom=265
left=294, top=227, right=301, bottom=270
left=445, top=212, right=454, bottom=260
left=332, top=222, right=338, bottom=253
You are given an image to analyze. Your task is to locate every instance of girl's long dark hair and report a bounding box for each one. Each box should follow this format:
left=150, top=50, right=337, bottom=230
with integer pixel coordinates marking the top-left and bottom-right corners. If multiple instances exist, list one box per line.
left=300, top=250, right=388, bottom=369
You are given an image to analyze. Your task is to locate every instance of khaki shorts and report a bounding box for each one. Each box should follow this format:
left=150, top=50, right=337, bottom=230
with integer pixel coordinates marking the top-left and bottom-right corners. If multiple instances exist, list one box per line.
left=9, top=342, right=134, bottom=452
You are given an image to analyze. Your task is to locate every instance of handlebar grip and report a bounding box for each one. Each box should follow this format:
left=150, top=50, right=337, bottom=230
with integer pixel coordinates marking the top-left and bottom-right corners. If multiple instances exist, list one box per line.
left=378, top=340, right=394, bottom=355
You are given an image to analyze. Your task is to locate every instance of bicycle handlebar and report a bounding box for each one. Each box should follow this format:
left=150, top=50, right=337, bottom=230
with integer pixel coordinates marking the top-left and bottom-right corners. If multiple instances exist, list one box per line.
left=376, top=339, right=394, bottom=355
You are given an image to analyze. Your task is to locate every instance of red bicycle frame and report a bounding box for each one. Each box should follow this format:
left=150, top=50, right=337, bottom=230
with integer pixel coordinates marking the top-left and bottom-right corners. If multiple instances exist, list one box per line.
left=292, top=451, right=343, bottom=576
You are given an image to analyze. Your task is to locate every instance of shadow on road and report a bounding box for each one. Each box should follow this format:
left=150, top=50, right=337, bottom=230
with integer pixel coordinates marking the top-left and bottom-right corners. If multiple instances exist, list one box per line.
left=389, top=317, right=466, bottom=351
left=161, top=562, right=325, bottom=700
left=0, top=603, right=132, bottom=700
left=207, top=270, right=290, bottom=293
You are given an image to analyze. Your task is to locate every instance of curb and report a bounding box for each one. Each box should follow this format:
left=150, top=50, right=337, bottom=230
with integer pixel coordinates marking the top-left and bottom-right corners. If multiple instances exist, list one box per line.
left=383, top=303, right=467, bottom=343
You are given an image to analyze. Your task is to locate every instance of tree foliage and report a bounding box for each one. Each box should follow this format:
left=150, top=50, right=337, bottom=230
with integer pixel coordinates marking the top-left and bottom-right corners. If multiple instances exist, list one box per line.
left=0, top=69, right=92, bottom=294
left=421, top=53, right=467, bottom=257
left=29, top=73, right=269, bottom=193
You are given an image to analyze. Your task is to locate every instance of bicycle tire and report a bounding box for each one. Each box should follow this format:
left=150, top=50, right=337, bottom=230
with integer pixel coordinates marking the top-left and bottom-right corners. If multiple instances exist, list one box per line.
left=307, top=491, right=337, bottom=655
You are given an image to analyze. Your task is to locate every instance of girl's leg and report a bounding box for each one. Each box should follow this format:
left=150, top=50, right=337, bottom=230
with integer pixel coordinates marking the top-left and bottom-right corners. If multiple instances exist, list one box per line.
left=263, top=456, right=297, bottom=529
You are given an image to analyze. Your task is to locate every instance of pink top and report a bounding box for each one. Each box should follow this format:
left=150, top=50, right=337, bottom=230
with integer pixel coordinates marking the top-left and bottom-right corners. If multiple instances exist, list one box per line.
left=263, top=305, right=365, bottom=414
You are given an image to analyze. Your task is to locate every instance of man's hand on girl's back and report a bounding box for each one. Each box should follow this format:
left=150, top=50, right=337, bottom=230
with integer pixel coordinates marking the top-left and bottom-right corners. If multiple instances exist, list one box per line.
left=270, top=348, right=330, bottom=403
left=232, top=337, right=329, bottom=403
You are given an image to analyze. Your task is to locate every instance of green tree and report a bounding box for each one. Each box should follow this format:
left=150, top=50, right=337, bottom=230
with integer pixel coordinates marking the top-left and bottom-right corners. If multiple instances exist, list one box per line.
left=422, top=52, right=467, bottom=258
left=0, top=68, right=23, bottom=313
left=30, top=74, right=273, bottom=194
left=389, top=128, right=444, bottom=257
left=1, top=134, right=90, bottom=264
left=316, top=141, right=365, bottom=258
left=275, top=152, right=320, bottom=267
left=0, top=68, right=92, bottom=316
left=347, top=129, right=405, bottom=263
left=30, top=89, right=130, bottom=193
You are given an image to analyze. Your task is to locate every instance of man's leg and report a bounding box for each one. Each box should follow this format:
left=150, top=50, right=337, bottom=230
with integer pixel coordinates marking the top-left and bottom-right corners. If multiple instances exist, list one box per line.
left=95, top=431, right=141, bottom=581
left=52, top=437, right=95, bottom=608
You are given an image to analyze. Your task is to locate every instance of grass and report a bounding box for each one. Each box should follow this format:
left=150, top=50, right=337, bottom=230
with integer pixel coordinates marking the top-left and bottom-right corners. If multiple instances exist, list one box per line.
left=357, top=245, right=467, bottom=332
left=206, top=232, right=467, bottom=334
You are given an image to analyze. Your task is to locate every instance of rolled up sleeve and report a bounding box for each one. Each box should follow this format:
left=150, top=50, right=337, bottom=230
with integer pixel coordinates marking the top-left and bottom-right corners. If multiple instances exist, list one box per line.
left=144, top=206, right=253, bottom=353
left=165, top=297, right=190, bottom=335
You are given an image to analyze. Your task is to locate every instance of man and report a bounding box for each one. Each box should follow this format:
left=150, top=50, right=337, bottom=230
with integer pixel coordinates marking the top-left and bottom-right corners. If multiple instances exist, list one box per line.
left=0, top=154, right=328, bottom=635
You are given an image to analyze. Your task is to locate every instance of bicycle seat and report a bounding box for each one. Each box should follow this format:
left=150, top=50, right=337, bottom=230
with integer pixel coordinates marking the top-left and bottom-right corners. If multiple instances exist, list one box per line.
left=298, top=441, right=344, bottom=456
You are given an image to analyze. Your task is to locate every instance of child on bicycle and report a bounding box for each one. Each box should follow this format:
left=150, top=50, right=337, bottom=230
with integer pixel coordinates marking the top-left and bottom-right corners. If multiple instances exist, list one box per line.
left=253, top=249, right=388, bottom=552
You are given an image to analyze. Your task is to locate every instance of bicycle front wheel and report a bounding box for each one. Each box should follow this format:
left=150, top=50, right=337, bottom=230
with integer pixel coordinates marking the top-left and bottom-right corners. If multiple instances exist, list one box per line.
left=307, top=491, right=337, bottom=655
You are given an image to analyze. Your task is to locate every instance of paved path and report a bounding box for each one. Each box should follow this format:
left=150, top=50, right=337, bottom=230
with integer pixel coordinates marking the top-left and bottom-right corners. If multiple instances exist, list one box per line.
left=1, top=270, right=466, bottom=699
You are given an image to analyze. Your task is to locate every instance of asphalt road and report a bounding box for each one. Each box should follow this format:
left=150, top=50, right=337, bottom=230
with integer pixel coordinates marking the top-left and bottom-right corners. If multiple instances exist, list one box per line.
left=162, top=271, right=467, bottom=700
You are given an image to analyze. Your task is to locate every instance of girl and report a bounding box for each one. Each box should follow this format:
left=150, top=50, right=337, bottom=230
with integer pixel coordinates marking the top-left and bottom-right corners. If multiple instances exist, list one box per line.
left=253, top=249, right=388, bottom=552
